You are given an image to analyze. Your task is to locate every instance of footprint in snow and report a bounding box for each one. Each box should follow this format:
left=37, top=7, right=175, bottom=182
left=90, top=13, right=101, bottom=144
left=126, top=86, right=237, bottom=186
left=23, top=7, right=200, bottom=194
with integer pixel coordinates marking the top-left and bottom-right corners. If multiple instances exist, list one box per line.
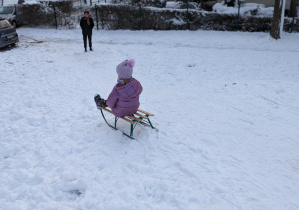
left=27, top=117, right=47, bottom=127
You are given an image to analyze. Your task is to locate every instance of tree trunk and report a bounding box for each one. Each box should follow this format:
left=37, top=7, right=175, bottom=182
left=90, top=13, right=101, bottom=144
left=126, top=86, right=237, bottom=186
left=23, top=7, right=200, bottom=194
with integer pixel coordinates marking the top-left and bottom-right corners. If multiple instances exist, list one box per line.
left=270, top=0, right=283, bottom=40
left=289, top=0, right=298, bottom=17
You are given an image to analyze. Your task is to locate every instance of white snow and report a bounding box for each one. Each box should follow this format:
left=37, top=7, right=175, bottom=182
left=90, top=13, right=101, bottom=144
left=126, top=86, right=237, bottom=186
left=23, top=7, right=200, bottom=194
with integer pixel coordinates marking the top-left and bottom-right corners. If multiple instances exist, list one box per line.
left=1, top=28, right=299, bottom=209
left=166, top=1, right=177, bottom=8
left=2, top=0, right=18, bottom=5
left=213, top=3, right=274, bottom=17
left=169, top=17, right=185, bottom=25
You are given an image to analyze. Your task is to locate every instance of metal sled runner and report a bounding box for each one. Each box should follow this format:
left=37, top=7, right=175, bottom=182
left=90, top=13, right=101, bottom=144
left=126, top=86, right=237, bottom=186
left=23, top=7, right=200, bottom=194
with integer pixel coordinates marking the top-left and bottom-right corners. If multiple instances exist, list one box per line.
left=98, top=106, right=157, bottom=139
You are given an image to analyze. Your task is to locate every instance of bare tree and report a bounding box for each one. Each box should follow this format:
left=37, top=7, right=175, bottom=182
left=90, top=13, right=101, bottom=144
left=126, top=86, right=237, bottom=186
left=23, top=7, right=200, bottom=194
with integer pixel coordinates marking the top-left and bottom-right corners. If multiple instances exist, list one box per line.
left=270, top=0, right=284, bottom=39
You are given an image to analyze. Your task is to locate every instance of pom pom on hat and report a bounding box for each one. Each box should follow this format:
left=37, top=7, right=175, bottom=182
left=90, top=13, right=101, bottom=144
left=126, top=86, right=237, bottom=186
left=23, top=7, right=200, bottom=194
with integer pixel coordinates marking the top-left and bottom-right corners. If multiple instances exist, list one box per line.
left=127, top=59, right=135, bottom=68
left=116, top=59, right=135, bottom=79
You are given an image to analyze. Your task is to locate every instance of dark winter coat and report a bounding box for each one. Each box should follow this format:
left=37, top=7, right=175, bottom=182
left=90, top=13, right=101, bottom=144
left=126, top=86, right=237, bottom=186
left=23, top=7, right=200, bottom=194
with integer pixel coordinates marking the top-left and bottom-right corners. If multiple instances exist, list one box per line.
left=106, top=78, right=143, bottom=117
left=80, top=16, right=94, bottom=35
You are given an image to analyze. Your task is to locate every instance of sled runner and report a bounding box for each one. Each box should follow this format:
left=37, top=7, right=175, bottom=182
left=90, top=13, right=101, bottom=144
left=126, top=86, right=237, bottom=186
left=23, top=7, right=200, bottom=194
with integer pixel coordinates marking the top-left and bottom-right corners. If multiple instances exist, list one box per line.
left=97, top=106, right=157, bottom=139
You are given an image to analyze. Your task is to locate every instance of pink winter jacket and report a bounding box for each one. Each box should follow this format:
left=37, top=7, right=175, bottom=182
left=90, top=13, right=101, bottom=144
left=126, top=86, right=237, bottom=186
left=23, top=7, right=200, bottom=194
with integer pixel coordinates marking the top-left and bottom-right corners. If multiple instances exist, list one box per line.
left=106, top=78, right=143, bottom=117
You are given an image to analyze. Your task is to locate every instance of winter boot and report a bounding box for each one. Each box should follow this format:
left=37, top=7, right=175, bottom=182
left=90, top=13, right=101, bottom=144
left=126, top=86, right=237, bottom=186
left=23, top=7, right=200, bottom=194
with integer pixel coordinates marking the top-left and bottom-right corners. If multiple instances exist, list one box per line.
left=90, top=47, right=93, bottom=51
left=85, top=48, right=87, bottom=52
left=94, top=94, right=107, bottom=108
left=94, top=94, right=101, bottom=104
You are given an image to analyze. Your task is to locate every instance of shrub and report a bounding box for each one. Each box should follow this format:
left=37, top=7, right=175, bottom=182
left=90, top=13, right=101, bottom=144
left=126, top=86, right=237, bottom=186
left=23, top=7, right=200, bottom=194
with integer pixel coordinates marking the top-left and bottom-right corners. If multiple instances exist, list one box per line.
left=131, top=0, right=167, bottom=8
left=15, top=3, right=299, bottom=32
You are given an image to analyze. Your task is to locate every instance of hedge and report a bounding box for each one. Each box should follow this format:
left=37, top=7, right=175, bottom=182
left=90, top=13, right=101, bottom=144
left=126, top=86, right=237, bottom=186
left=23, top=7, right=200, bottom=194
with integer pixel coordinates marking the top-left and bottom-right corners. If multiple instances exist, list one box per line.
left=15, top=3, right=299, bottom=32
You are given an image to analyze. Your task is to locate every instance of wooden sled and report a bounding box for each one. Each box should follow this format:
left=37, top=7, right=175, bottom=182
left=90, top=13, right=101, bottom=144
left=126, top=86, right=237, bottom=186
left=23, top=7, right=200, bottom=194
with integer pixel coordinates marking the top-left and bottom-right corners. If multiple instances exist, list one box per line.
left=98, top=106, right=158, bottom=139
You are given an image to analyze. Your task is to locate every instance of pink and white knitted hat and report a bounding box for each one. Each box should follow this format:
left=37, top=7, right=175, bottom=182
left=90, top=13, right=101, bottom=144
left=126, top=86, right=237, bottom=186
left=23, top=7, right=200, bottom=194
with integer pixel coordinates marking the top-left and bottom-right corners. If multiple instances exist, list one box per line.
left=116, top=59, right=135, bottom=79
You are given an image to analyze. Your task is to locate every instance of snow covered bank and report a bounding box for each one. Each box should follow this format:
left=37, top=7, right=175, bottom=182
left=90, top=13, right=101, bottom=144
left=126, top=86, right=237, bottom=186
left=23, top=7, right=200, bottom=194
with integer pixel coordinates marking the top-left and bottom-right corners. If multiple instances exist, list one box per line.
left=1, top=28, right=299, bottom=209
left=213, top=3, right=274, bottom=17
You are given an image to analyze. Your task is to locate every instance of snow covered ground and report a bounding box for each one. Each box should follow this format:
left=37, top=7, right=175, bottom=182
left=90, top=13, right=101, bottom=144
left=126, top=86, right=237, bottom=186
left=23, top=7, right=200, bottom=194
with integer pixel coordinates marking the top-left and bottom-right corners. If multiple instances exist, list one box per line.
left=1, top=28, right=299, bottom=209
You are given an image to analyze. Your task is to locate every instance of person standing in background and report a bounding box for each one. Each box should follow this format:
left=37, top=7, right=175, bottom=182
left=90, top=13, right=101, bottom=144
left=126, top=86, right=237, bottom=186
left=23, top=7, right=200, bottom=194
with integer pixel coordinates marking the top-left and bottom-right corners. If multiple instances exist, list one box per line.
left=80, top=10, right=94, bottom=52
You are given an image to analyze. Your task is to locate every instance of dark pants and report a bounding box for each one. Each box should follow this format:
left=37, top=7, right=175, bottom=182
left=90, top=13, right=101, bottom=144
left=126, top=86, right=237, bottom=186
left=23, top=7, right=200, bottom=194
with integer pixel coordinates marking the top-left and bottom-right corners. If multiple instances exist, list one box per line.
left=83, top=34, right=92, bottom=49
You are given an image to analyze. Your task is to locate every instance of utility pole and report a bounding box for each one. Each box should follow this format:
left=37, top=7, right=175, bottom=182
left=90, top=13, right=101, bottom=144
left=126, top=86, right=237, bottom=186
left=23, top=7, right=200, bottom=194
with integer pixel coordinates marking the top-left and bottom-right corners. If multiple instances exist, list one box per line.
left=280, top=0, right=286, bottom=35
left=270, top=0, right=286, bottom=39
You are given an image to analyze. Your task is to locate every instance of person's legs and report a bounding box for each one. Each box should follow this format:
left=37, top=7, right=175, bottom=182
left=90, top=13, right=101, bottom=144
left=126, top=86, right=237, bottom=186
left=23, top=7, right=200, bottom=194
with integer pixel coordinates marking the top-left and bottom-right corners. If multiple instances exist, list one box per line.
left=88, top=34, right=92, bottom=51
left=83, top=34, right=87, bottom=51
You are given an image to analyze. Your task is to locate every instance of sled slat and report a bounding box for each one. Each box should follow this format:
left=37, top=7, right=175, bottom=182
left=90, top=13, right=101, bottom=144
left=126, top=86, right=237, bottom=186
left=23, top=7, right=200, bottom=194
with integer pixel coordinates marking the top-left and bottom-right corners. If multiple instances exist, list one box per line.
left=100, top=107, right=113, bottom=114
left=127, top=115, right=142, bottom=122
left=100, top=107, right=135, bottom=124
left=134, top=112, right=148, bottom=119
left=120, top=117, right=135, bottom=124
left=137, top=109, right=154, bottom=116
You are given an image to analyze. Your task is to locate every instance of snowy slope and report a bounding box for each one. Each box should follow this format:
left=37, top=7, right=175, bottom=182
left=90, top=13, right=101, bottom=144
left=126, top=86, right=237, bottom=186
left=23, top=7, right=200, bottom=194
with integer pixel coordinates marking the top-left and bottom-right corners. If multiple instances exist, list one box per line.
left=1, top=28, right=299, bottom=209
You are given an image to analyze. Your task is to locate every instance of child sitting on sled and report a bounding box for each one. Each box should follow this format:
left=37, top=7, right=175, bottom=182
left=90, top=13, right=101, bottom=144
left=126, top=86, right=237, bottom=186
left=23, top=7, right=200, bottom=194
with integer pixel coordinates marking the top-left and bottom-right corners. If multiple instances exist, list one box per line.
left=94, top=59, right=143, bottom=117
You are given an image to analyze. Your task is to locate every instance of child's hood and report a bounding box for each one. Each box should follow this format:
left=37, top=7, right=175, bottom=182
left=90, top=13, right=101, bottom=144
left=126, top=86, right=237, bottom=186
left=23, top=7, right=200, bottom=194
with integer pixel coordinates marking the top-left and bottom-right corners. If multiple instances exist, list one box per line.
left=115, top=78, right=142, bottom=99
